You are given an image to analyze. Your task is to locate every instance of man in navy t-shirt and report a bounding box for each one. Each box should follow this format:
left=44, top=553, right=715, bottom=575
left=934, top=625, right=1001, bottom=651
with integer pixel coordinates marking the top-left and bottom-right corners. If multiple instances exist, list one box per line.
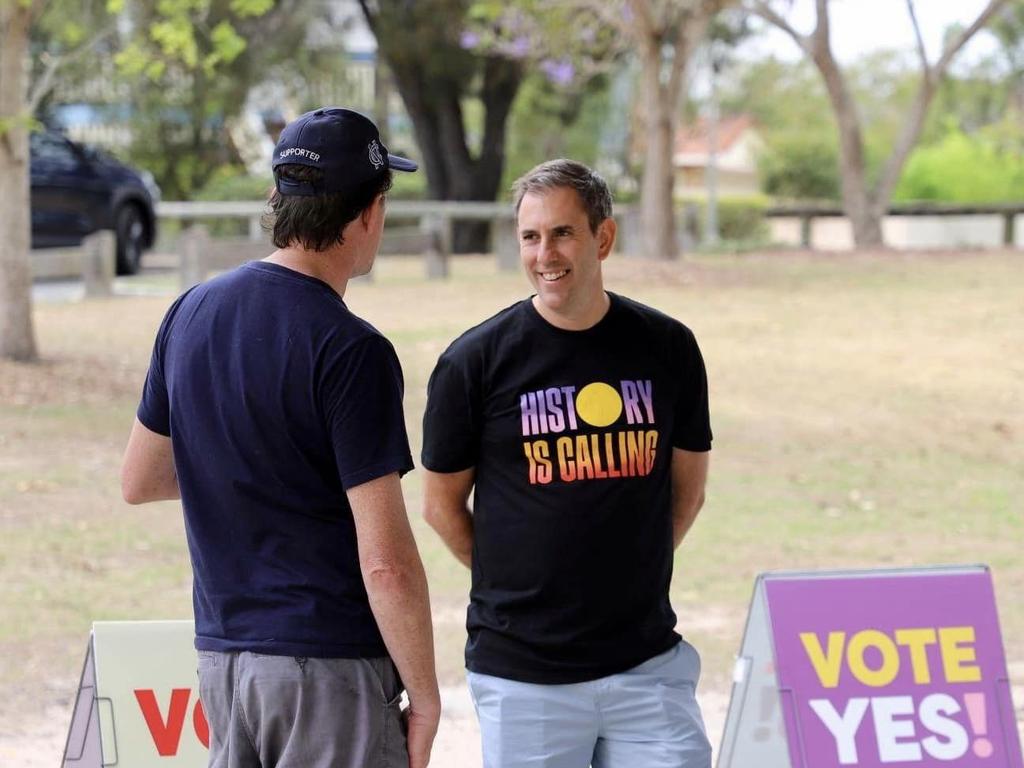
left=121, top=108, right=439, bottom=768
left=422, top=159, right=713, bottom=767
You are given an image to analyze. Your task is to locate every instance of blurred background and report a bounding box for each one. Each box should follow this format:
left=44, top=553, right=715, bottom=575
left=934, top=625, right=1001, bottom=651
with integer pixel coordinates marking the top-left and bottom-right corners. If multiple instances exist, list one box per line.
left=1, top=1, right=1022, bottom=765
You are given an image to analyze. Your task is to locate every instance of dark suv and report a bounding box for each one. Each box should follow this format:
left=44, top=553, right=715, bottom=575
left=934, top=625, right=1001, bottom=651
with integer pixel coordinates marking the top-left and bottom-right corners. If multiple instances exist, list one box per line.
left=31, top=131, right=159, bottom=275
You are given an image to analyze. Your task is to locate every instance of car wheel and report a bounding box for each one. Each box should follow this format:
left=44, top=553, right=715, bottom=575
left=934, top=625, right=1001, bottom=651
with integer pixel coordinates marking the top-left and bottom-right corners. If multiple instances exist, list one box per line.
left=115, top=205, right=146, bottom=275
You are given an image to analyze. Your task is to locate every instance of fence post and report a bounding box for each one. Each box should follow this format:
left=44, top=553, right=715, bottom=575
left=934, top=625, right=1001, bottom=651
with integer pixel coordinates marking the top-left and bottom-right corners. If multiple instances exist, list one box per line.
left=1003, top=212, right=1015, bottom=248
left=81, top=230, right=116, bottom=298
left=248, top=214, right=263, bottom=242
left=615, top=206, right=640, bottom=257
left=493, top=215, right=519, bottom=272
left=180, top=225, right=210, bottom=291
left=422, top=213, right=449, bottom=279
left=800, top=215, right=813, bottom=248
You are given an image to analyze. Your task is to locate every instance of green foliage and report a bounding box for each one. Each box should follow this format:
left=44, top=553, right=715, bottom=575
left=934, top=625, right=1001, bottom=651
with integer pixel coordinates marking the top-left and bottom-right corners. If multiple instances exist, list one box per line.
left=388, top=168, right=428, bottom=200
left=0, top=114, right=43, bottom=137
left=501, top=71, right=610, bottom=193
left=720, top=57, right=832, bottom=139
left=681, top=195, right=772, bottom=244
left=195, top=165, right=273, bottom=200
left=116, top=0, right=319, bottom=199
left=190, top=163, right=430, bottom=208
left=187, top=166, right=272, bottom=236
left=465, top=0, right=622, bottom=82
left=894, top=124, right=1024, bottom=203
left=230, top=0, right=274, bottom=16
left=721, top=53, right=942, bottom=201
left=759, top=134, right=840, bottom=201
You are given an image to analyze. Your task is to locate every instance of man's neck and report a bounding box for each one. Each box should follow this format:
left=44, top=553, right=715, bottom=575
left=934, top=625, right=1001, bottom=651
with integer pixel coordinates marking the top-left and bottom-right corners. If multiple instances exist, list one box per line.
left=264, top=244, right=355, bottom=298
left=532, top=290, right=610, bottom=331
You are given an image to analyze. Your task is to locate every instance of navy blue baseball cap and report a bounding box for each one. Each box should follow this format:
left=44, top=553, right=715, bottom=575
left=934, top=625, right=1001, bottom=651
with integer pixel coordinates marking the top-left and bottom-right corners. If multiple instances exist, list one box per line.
left=272, top=107, right=417, bottom=196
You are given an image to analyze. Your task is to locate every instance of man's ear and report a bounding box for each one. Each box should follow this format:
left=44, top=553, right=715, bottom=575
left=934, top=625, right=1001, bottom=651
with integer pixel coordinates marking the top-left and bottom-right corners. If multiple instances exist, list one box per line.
left=359, top=193, right=385, bottom=228
left=597, top=217, right=617, bottom=261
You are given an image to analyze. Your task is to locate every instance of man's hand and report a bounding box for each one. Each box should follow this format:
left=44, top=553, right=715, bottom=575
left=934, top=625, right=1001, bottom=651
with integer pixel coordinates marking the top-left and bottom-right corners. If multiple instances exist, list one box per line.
left=404, top=696, right=441, bottom=768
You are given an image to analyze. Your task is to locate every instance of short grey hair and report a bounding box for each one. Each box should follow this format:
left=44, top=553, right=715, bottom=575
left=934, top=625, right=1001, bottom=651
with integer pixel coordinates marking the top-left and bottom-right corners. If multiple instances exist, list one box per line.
left=511, top=159, right=613, bottom=233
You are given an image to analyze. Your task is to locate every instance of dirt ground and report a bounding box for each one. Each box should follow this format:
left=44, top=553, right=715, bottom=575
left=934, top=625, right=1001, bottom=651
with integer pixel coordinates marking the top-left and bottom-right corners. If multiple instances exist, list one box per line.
left=3, top=251, right=1023, bottom=764
left=0, top=684, right=732, bottom=767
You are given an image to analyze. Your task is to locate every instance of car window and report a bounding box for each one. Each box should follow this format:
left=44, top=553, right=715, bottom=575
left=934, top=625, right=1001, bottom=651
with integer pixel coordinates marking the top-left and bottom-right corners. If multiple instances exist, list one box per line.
left=31, top=133, right=82, bottom=172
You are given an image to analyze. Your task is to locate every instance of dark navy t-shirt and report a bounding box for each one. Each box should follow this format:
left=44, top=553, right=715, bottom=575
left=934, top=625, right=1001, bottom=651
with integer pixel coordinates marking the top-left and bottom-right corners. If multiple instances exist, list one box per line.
left=138, top=261, right=413, bottom=657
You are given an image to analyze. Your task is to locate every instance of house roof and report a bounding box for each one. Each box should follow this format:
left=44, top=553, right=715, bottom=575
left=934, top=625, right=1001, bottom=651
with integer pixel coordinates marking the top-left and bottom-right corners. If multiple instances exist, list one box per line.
left=675, top=114, right=755, bottom=159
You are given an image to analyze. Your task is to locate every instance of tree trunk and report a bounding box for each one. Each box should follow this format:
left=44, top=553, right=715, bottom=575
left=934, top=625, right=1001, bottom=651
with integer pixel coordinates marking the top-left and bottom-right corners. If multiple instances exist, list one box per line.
left=813, top=44, right=885, bottom=248
left=755, top=0, right=1010, bottom=250
left=628, top=0, right=716, bottom=260
left=359, top=0, right=522, bottom=253
left=638, top=53, right=678, bottom=260
left=385, top=56, right=520, bottom=252
left=0, top=4, right=39, bottom=362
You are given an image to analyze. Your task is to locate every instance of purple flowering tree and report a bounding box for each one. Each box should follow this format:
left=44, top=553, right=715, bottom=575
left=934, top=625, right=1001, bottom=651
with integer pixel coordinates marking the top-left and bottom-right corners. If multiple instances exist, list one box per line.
left=467, top=0, right=733, bottom=260
left=358, top=0, right=524, bottom=253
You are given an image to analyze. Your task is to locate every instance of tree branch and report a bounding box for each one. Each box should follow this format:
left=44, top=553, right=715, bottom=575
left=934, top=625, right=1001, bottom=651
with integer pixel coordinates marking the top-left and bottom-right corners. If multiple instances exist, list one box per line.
left=904, top=0, right=931, bottom=73
left=874, top=0, right=1010, bottom=209
left=814, top=0, right=829, bottom=40
left=665, top=0, right=718, bottom=107
left=808, top=0, right=835, bottom=64
left=625, top=0, right=658, bottom=55
left=935, top=0, right=1011, bottom=75
left=357, top=0, right=380, bottom=37
left=747, top=0, right=813, bottom=56
left=28, top=25, right=116, bottom=114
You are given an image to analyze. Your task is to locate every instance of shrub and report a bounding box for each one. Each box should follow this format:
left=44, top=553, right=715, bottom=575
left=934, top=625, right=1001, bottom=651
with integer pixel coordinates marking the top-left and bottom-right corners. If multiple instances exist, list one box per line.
left=759, top=135, right=841, bottom=201
left=894, top=126, right=1024, bottom=203
left=680, top=195, right=772, bottom=245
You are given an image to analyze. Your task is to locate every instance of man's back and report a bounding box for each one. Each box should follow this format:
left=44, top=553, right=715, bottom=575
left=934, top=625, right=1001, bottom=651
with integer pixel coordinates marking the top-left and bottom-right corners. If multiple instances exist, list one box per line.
left=124, top=108, right=439, bottom=768
left=141, top=261, right=413, bottom=656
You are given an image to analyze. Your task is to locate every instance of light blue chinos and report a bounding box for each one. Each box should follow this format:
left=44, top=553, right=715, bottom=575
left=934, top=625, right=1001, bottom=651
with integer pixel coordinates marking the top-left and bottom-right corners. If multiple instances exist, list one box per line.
left=467, top=640, right=712, bottom=768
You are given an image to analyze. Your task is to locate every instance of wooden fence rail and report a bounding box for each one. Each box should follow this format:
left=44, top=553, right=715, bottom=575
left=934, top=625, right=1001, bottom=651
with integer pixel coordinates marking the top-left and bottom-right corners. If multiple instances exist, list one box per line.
left=30, top=200, right=1021, bottom=294
left=765, top=202, right=1024, bottom=249
left=156, top=200, right=522, bottom=289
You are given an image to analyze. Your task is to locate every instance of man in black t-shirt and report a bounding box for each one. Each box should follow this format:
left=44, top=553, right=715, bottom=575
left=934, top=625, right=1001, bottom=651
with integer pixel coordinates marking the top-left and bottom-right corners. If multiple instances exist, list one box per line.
left=422, top=159, right=713, bottom=768
left=121, top=108, right=439, bottom=768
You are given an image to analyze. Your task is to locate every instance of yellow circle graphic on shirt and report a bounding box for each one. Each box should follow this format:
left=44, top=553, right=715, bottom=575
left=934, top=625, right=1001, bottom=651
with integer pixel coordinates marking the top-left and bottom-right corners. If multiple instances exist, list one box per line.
left=575, top=382, right=623, bottom=428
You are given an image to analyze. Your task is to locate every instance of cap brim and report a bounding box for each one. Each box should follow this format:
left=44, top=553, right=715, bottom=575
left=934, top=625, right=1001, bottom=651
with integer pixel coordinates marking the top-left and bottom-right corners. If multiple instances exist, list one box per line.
left=388, top=154, right=418, bottom=172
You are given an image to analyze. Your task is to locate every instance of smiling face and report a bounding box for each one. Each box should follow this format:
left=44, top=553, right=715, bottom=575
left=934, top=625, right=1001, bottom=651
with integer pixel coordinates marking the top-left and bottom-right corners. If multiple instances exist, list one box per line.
left=517, top=186, right=616, bottom=330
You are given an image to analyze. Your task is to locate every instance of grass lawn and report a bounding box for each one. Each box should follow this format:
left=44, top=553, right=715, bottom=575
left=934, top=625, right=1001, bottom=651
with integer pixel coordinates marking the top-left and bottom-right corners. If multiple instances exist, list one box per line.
left=2, top=249, right=1022, bottom=737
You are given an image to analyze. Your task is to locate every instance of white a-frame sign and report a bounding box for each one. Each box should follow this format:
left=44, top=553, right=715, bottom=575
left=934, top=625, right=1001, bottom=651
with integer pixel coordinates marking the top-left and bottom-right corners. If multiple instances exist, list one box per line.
left=62, top=621, right=207, bottom=768
left=717, top=566, right=1023, bottom=768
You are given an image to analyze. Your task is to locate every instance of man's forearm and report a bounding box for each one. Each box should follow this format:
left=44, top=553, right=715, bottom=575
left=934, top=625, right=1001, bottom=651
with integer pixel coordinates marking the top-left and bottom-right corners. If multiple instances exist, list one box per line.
left=670, top=449, right=709, bottom=549
left=362, top=556, right=440, bottom=712
left=425, top=504, right=473, bottom=568
left=672, top=497, right=704, bottom=549
left=121, top=418, right=182, bottom=504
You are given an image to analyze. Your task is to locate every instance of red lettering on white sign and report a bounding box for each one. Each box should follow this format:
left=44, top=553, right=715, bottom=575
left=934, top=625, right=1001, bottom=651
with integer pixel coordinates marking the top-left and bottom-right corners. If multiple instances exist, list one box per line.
left=134, top=688, right=191, bottom=756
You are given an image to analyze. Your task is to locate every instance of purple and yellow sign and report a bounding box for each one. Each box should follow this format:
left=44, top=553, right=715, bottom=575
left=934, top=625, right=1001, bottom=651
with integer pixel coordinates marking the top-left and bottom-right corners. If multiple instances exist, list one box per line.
left=766, top=571, right=1022, bottom=767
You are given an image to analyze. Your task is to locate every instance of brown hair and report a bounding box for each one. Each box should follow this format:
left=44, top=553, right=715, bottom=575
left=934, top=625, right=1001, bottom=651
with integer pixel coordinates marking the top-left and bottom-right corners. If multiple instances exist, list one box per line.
left=511, top=159, right=613, bottom=233
left=263, top=165, right=392, bottom=251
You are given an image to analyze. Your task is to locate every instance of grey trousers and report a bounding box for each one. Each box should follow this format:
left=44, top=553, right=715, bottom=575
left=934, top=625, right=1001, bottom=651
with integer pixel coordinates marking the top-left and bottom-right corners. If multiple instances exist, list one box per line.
left=197, top=650, right=408, bottom=768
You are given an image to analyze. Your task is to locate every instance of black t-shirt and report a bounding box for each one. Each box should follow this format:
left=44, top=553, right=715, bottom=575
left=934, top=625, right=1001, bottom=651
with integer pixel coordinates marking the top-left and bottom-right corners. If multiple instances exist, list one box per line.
left=138, top=261, right=413, bottom=657
left=422, top=292, right=712, bottom=683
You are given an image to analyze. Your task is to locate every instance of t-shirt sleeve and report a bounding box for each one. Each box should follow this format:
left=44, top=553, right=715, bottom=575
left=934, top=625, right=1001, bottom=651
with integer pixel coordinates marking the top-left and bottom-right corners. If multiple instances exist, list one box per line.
left=320, top=334, right=414, bottom=490
left=136, top=300, right=179, bottom=436
left=421, top=347, right=481, bottom=473
left=671, top=326, right=712, bottom=452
